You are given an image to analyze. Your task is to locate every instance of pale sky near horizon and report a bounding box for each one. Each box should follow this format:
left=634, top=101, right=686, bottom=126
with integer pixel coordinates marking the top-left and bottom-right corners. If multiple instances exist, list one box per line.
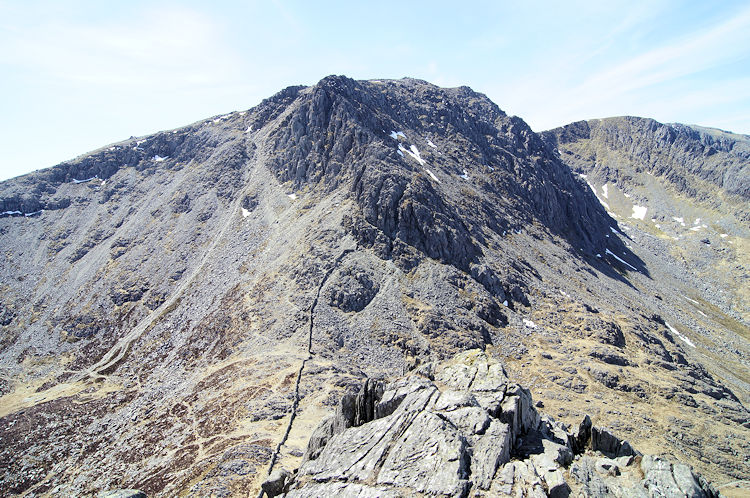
left=1, top=1, right=749, bottom=181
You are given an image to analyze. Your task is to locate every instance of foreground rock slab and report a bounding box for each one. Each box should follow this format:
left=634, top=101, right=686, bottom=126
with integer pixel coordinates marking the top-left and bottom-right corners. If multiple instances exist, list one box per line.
left=282, top=350, right=719, bottom=497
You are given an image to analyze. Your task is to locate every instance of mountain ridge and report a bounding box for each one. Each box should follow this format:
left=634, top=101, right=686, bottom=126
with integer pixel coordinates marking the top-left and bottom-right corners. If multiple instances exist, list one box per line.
left=0, top=76, right=748, bottom=496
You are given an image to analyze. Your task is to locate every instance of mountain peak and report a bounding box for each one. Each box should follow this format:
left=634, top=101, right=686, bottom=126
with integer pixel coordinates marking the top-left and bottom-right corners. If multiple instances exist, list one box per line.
left=0, top=77, right=746, bottom=496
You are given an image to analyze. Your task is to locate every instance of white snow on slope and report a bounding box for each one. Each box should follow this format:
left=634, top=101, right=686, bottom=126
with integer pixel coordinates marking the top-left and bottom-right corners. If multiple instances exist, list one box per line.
left=407, top=145, right=426, bottom=166
left=460, top=169, right=469, bottom=179
left=241, top=208, right=250, bottom=218
left=665, top=322, right=696, bottom=348
left=672, top=216, right=685, bottom=226
left=631, top=205, right=647, bottom=220
left=2, top=210, right=22, bottom=215
left=425, top=169, right=440, bottom=183
left=390, top=131, right=406, bottom=140
left=602, top=183, right=609, bottom=199
left=584, top=179, right=609, bottom=209
left=605, top=248, right=637, bottom=271
left=153, top=155, right=167, bottom=162
left=523, top=319, right=537, bottom=329
left=287, top=193, right=297, bottom=200
left=73, top=176, right=97, bottom=184
left=427, top=139, right=437, bottom=148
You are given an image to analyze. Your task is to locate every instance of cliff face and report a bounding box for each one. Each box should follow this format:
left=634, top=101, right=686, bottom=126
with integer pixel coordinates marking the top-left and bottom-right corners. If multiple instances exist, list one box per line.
left=0, top=77, right=747, bottom=496
left=543, top=116, right=750, bottom=220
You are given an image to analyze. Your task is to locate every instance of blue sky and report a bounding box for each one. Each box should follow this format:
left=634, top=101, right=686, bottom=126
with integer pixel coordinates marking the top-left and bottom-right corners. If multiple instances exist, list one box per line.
left=2, top=1, right=749, bottom=181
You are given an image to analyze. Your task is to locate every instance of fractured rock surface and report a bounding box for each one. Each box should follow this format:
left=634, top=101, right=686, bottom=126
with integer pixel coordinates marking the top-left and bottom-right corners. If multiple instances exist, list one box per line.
left=284, top=351, right=719, bottom=498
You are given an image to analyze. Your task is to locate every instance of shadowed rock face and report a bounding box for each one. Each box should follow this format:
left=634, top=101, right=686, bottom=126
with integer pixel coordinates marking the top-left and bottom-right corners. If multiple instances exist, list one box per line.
left=266, top=76, right=628, bottom=272
left=0, top=77, right=748, bottom=497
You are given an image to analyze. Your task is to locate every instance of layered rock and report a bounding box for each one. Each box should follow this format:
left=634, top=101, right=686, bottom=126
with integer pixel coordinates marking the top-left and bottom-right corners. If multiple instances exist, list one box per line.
left=278, top=351, right=718, bottom=497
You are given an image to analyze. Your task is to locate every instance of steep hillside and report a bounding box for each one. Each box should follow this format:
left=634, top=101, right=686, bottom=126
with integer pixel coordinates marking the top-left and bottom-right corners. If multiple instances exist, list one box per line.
left=543, top=117, right=750, bottom=324
left=0, top=78, right=747, bottom=496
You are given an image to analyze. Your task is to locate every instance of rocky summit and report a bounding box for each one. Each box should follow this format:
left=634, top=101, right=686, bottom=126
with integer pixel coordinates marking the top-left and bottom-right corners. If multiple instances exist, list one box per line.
left=276, top=351, right=719, bottom=498
left=0, top=76, right=748, bottom=497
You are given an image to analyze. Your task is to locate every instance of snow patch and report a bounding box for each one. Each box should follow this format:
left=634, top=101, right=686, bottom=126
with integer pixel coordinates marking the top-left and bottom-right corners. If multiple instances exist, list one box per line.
left=502, top=300, right=509, bottom=307
left=672, top=216, right=685, bottom=226
left=602, top=183, right=609, bottom=199
left=397, top=150, right=404, bottom=157
left=631, top=205, right=647, bottom=220
left=287, top=193, right=297, bottom=200
left=425, top=169, right=440, bottom=183
left=73, top=176, right=97, bottom=184
left=665, top=322, right=696, bottom=348
left=460, top=169, right=469, bottom=180
left=720, top=233, right=728, bottom=238
left=585, top=180, right=609, bottom=209
left=605, top=248, right=637, bottom=271
left=152, top=155, right=167, bottom=162
left=427, top=139, right=437, bottom=148
left=624, top=193, right=631, bottom=198
left=610, top=226, right=624, bottom=236
left=559, top=290, right=569, bottom=297
left=241, top=208, right=250, bottom=218
left=2, top=210, right=22, bottom=215
left=245, top=126, right=253, bottom=133
left=390, top=131, right=406, bottom=140
left=523, top=319, right=537, bottom=329
left=407, top=145, right=426, bottom=166
left=25, top=210, right=43, bottom=217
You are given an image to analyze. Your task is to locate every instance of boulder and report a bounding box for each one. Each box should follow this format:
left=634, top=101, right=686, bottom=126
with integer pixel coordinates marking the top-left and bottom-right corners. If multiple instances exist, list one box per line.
left=260, top=468, right=292, bottom=498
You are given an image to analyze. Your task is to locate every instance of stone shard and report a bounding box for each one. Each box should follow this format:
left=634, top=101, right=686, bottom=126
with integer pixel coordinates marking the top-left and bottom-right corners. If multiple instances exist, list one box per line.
left=591, top=425, right=638, bottom=459
left=471, top=419, right=511, bottom=490
left=260, top=468, right=292, bottom=498
left=571, top=414, right=592, bottom=454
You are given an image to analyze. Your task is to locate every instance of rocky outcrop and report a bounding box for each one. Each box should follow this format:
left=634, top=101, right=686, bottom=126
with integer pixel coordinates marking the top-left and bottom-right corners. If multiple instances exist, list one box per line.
left=283, top=351, right=719, bottom=497
left=266, top=76, right=636, bottom=286
left=543, top=116, right=750, bottom=220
